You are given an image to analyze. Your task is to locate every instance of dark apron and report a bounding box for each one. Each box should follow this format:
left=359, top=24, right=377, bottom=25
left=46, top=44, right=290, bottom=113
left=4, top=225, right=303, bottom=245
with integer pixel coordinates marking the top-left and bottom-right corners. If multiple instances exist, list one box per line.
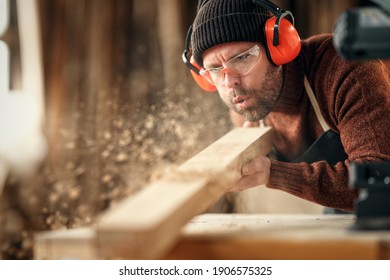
left=274, top=76, right=351, bottom=214
left=293, top=130, right=351, bottom=214
left=292, top=130, right=347, bottom=166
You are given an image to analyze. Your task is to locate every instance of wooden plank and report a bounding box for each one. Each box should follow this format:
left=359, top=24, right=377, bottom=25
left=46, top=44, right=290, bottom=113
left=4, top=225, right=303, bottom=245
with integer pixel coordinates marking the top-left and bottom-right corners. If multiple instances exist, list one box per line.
left=96, top=127, right=272, bottom=259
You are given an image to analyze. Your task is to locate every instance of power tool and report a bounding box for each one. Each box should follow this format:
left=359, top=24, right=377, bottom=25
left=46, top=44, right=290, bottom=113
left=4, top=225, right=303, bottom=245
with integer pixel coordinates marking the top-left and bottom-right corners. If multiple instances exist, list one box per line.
left=333, top=0, right=390, bottom=60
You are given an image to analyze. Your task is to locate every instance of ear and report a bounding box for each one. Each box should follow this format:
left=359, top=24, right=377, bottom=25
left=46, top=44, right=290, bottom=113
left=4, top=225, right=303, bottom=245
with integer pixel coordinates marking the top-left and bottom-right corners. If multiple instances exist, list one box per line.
left=264, top=16, right=301, bottom=65
left=190, top=57, right=217, bottom=92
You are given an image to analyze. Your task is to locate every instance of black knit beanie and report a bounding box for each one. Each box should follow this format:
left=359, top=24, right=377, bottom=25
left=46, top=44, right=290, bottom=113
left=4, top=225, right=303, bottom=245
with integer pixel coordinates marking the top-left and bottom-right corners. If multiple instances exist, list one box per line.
left=191, top=0, right=271, bottom=67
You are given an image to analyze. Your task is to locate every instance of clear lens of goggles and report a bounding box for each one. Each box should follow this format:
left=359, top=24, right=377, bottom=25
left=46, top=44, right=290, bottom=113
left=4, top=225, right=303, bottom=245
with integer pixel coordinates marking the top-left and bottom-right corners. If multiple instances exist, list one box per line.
left=200, top=45, right=262, bottom=85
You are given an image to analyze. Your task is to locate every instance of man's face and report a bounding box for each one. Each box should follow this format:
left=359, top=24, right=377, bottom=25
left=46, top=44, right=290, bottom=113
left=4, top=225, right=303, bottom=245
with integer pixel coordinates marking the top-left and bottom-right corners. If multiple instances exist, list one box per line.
left=202, top=42, right=283, bottom=121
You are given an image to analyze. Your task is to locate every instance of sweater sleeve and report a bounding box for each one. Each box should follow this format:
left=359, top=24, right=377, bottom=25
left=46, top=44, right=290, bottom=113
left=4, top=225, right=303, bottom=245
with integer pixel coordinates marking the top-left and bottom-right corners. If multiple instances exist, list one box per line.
left=268, top=159, right=357, bottom=211
left=266, top=38, right=390, bottom=211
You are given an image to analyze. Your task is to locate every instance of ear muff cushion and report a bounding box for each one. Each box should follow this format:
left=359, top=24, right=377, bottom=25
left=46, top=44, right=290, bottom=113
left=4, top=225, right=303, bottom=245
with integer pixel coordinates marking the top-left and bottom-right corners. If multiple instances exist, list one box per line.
left=264, top=17, right=301, bottom=65
left=190, top=57, right=217, bottom=92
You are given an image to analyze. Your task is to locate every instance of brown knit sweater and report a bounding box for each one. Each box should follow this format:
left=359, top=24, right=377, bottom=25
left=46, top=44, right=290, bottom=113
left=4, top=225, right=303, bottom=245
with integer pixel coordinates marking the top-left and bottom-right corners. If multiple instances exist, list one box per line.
left=264, top=34, right=390, bottom=211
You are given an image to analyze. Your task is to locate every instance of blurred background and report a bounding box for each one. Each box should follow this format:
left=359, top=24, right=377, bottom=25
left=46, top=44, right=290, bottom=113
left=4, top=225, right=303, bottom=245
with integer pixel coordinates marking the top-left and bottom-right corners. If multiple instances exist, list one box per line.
left=0, top=0, right=364, bottom=259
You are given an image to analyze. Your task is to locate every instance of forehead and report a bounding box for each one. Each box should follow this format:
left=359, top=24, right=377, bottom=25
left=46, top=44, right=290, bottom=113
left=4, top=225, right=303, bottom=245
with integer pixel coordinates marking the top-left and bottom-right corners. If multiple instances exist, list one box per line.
left=202, top=41, right=260, bottom=66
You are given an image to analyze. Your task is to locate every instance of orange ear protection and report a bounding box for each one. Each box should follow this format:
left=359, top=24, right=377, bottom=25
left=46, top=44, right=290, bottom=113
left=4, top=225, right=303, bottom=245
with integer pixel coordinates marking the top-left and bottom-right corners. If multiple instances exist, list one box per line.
left=182, top=0, right=301, bottom=92
left=189, top=57, right=217, bottom=92
left=260, top=0, right=301, bottom=66
left=182, top=25, right=217, bottom=92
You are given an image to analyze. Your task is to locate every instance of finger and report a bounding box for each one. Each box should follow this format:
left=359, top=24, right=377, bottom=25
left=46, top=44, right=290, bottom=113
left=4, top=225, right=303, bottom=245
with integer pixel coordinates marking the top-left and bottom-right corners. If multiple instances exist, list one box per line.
left=229, top=174, right=262, bottom=192
left=242, top=156, right=271, bottom=176
left=242, top=157, right=262, bottom=175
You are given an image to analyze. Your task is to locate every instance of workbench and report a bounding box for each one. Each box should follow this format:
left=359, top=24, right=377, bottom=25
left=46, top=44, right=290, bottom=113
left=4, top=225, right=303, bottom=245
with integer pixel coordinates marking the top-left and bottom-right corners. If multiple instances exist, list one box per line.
left=35, top=214, right=390, bottom=260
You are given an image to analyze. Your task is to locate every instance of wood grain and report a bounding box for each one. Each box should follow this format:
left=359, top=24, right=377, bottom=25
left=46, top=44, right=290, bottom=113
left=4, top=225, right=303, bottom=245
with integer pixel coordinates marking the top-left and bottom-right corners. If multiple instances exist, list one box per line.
left=96, top=127, right=272, bottom=259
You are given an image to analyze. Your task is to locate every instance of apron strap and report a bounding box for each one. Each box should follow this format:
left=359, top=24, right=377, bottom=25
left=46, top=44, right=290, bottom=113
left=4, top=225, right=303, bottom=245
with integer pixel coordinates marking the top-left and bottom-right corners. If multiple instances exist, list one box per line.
left=304, top=75, right=330, bottom=132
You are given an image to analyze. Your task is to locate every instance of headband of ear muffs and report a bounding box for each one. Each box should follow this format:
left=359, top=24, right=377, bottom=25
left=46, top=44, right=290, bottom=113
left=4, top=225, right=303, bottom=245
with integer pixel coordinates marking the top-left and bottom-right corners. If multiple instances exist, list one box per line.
left=182, top=0, right=301, bottom=92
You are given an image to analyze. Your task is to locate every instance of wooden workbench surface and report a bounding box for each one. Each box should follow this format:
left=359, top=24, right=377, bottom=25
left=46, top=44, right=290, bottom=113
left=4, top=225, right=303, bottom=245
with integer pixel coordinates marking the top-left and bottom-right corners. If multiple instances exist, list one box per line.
left=165, top=214, right=390, bottom=260
left=35, top=214, right=390, bottom=260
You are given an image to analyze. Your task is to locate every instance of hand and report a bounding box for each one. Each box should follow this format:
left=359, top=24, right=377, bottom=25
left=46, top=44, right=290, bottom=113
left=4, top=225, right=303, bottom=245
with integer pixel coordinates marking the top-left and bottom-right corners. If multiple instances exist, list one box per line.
left=229, top=156, right=271, bottom=192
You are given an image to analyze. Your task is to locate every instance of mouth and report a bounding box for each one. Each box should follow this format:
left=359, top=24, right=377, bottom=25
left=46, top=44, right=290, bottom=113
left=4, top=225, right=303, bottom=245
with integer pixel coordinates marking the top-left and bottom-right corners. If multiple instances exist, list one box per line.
left=233, top=96, right=252, bottom=110
left=233, top=96, right=246, bottom=104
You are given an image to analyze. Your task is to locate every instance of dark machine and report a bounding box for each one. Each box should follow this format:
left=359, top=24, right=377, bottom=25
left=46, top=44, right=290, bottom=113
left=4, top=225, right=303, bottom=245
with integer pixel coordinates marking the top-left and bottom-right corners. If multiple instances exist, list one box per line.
left=349, top=162, right=390, bottom=230
left=333, top=0, right=390, bottom=60
left=333, top=0, right=390, bottom=230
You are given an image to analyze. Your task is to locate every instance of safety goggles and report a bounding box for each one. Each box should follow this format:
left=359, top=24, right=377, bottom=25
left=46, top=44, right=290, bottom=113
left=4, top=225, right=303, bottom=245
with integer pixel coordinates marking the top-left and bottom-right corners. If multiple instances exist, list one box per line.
left=199, top=45, right=262, bottom=86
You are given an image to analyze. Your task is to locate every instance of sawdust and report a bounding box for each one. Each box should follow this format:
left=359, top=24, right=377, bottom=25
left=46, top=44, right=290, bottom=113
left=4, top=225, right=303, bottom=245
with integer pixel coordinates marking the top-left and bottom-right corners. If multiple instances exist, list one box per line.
left=0, top=84, right=231, bottom=259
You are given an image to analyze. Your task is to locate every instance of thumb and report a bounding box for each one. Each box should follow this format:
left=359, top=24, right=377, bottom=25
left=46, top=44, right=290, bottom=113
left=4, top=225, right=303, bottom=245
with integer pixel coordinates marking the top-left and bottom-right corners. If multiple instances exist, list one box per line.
left=242, top=161, right=256, bottom=175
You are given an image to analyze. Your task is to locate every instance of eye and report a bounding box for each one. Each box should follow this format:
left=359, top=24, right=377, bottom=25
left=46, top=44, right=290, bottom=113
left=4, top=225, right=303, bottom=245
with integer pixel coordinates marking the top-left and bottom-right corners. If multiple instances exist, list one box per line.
left=235, top=53, right=251, bottom=62
left=207, top=66, right=223, bottom=73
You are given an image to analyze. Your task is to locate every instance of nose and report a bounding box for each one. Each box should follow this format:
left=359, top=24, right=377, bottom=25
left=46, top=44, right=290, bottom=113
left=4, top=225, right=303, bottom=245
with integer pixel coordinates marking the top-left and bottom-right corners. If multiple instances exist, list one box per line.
left=222, top=68, right=241, bottom=89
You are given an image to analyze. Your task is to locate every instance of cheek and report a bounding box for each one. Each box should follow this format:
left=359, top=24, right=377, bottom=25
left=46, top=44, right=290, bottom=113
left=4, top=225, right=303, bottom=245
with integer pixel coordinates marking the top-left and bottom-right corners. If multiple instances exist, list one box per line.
left=249, top=59, right=270, bottom=87
left=217, top=89, right=233, bottom=106
left=217, top=87, right=227, bottom=100
left=252, top=70, right=267, bottom=88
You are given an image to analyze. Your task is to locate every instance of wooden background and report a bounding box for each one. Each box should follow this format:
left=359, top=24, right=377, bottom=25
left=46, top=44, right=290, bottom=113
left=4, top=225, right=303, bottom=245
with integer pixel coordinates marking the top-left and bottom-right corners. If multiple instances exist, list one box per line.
left=0, top=0, right=362, bottom=259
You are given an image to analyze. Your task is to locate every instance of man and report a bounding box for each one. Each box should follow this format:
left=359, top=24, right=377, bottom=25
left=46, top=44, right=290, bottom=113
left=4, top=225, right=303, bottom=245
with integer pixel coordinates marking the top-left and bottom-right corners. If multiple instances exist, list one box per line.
left=183, top=0, right=390, bottom=212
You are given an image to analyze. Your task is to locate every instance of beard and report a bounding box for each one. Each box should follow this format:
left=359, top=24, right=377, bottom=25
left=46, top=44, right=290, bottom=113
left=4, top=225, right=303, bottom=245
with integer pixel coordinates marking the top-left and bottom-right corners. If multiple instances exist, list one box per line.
left=230, top=64, right=283, bottom=122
